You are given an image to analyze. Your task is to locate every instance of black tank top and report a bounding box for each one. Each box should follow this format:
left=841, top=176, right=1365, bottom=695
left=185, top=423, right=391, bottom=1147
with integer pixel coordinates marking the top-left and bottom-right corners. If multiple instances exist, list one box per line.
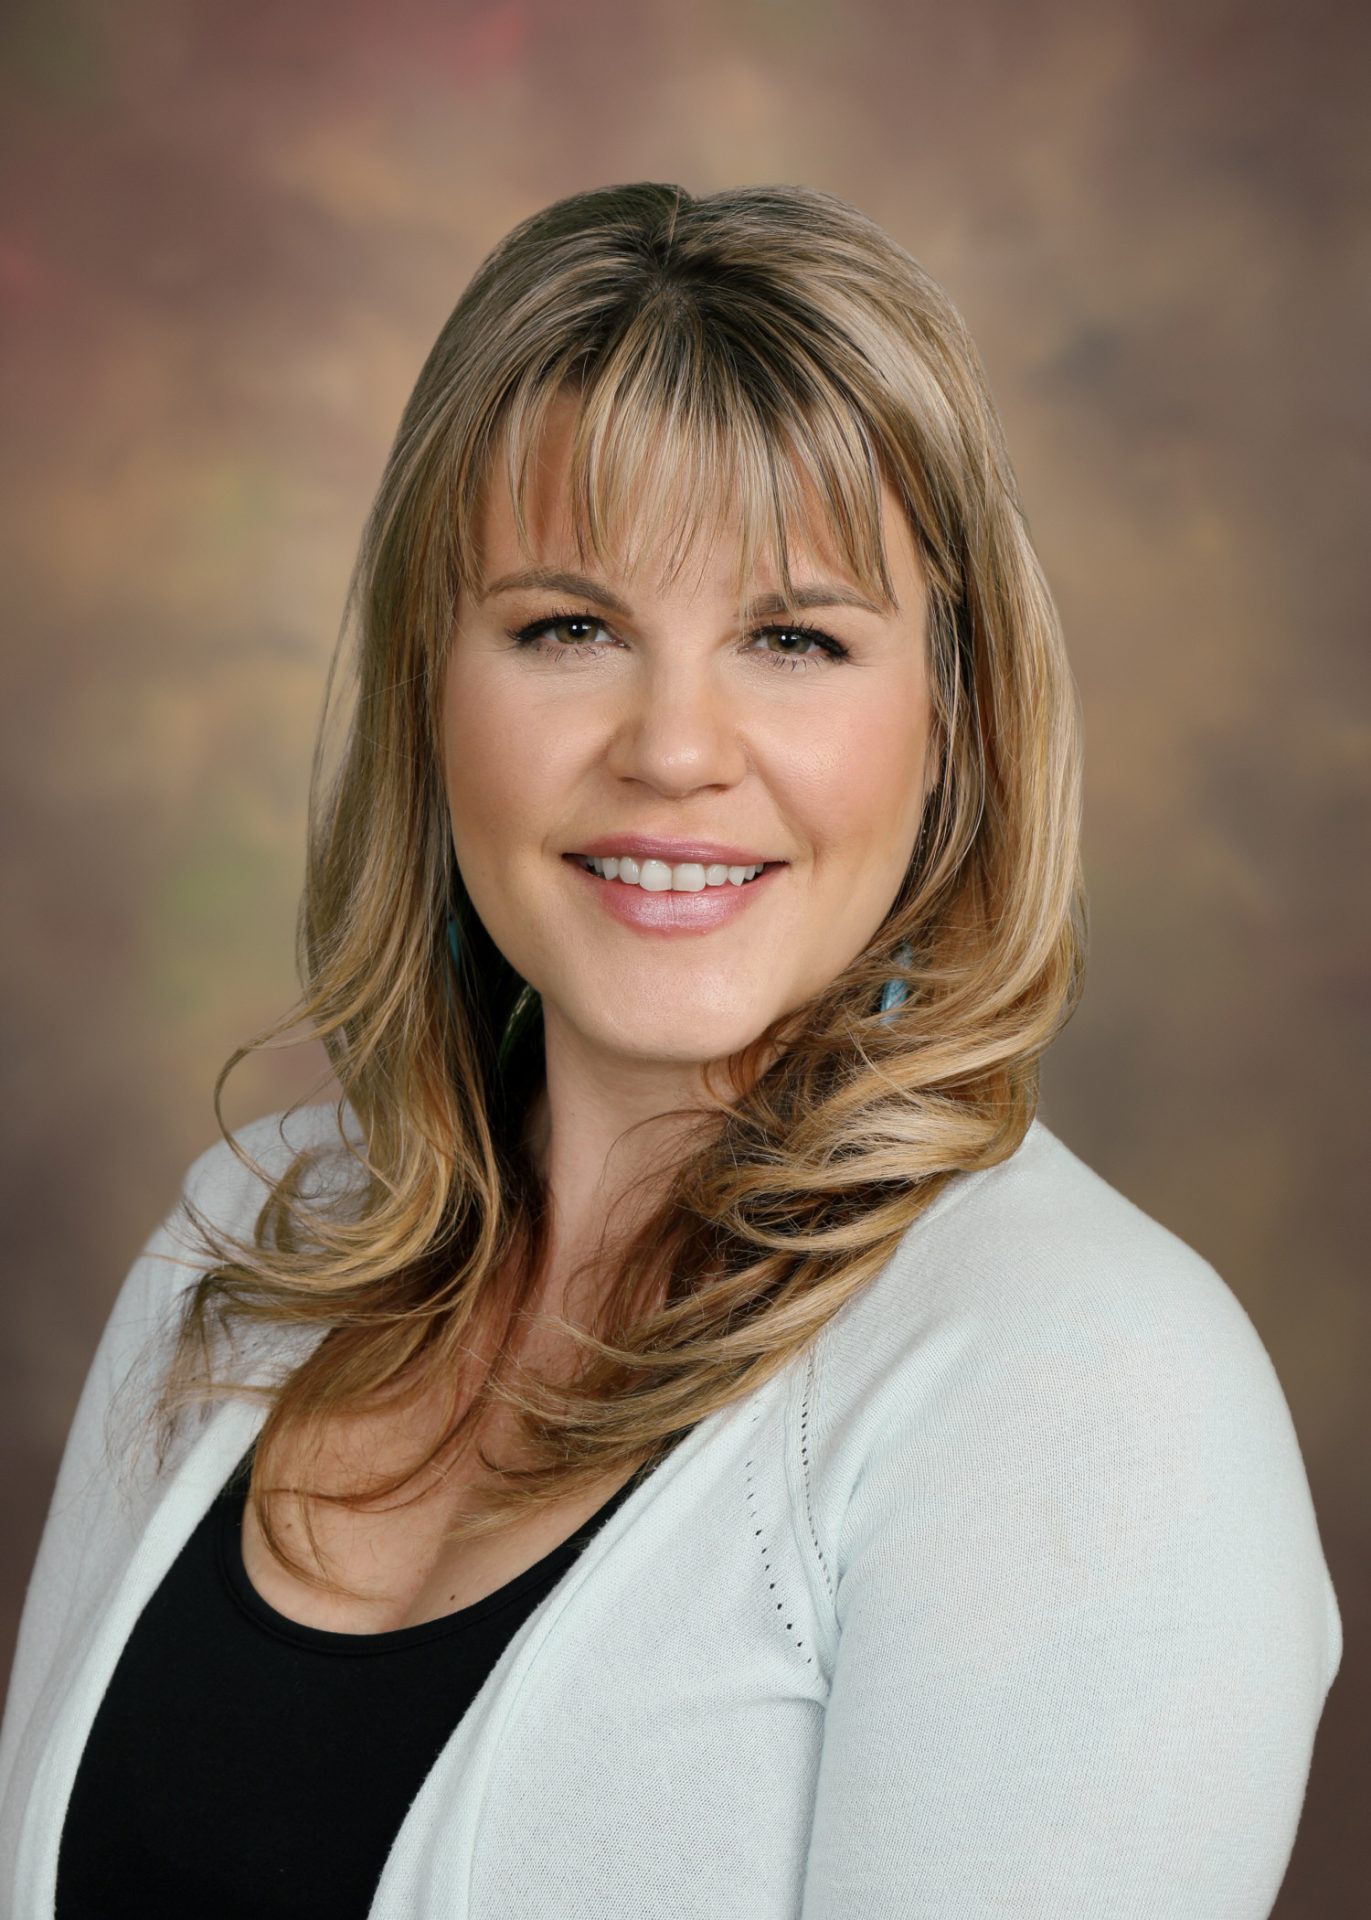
left=54, top=1439, right=656, bottom=1918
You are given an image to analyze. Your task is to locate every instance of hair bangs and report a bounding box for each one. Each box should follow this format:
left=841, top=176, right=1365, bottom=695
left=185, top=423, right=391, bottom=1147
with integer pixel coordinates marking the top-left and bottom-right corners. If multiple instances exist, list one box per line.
left=476, top=334, right=900, bottom=631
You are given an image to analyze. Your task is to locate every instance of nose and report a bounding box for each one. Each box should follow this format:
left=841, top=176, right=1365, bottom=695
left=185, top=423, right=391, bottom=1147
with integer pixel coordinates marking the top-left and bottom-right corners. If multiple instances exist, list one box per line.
left=602, top=654, right=751, bottom=795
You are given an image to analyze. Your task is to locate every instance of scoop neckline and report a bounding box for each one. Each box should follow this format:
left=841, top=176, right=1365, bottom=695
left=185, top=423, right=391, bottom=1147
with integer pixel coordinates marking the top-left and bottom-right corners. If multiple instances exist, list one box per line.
left=211, top=1450, right=642, bottom=1657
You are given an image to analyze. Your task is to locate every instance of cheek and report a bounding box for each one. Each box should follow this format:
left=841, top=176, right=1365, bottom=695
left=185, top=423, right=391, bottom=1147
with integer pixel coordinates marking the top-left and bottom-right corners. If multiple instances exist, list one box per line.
left=442, top=657, right=575, bottom=877
left=778, top=684, right=931, bottom=855
left=441, top=662, right=525, bottom=865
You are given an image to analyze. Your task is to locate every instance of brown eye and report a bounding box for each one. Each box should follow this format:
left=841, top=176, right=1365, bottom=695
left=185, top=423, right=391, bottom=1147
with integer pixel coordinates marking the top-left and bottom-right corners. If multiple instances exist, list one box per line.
left=751, top=624, right=850, bottom=670
left=510, top=610, right=612, bottom=656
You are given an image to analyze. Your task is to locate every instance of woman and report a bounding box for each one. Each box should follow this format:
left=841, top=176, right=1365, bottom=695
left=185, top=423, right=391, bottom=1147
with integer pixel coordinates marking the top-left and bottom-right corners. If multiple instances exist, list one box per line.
left=0, top=182, right=1341, bottom=1917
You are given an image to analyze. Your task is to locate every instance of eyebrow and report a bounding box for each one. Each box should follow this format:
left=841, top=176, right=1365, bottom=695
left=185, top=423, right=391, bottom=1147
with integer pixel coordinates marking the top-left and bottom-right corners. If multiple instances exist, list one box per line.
left=477, top=566, right=895, bottom=619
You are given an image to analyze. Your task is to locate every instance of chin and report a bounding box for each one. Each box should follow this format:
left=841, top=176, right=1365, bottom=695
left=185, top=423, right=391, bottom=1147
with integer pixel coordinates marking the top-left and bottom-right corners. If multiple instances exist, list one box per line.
left=582, top=1011, right=770, bottom=1068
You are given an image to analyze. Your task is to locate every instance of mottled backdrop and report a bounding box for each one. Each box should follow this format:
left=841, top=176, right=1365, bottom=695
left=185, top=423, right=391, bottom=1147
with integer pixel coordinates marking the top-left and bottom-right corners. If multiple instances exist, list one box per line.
left=1, top=0, right=1365, bottom=1908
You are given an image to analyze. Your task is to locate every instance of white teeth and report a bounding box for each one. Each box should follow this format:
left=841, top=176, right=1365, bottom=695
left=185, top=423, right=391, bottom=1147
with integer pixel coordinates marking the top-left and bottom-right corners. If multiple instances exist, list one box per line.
left=579, top=855, right=767, bottom=891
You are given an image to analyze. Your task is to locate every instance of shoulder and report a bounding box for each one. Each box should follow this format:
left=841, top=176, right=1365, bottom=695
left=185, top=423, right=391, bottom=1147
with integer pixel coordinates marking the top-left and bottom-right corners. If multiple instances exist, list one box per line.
left=22, top=1103, right=363, bottom=1527
left=815, top=1114, right=1271, bottom=1405
left=107, top=1099, right=365, bottom=1388
left=806, top=1117, right=1335, bottom=1639
left=174, top=1097, right=365, bottom=1246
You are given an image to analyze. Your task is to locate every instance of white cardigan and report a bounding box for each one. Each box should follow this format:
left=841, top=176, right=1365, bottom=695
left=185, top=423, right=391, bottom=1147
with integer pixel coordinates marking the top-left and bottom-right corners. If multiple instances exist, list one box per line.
left=0, top=1104, right=1342, bottom=1918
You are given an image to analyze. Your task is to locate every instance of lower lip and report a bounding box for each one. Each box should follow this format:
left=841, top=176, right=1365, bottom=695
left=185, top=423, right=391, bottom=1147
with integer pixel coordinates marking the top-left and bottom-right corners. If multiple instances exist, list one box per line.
left=561, top=855, right=786, bottom=935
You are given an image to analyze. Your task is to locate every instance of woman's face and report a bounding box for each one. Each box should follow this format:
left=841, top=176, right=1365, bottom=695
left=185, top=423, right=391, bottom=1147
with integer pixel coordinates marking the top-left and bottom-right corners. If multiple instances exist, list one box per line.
left=442, top=392, right=936, bottom=1089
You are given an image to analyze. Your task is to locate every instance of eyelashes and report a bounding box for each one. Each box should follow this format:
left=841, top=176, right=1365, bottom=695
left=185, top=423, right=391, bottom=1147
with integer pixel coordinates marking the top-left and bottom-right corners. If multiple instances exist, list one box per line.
left=507, top=606, right=851, bottom=673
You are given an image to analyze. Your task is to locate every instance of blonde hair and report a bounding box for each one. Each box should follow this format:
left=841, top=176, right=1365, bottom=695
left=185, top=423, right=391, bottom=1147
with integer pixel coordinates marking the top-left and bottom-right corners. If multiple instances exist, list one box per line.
left=143, top=181, right=1086, bottom=1598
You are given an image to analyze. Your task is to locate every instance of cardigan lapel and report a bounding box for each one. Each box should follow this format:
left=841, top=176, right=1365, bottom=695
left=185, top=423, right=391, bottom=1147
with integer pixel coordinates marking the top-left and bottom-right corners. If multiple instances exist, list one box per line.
left=10, top=1317, right=328, bottom=1920
left=13, top=1394, right=265, bottom=1918
left=363, top=1377, right=764, bottom=1918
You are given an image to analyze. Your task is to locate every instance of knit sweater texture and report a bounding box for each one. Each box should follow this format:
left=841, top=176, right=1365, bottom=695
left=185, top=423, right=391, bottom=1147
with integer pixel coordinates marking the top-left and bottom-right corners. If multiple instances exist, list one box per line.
left=0, top=1103, right=1343, bottom=1917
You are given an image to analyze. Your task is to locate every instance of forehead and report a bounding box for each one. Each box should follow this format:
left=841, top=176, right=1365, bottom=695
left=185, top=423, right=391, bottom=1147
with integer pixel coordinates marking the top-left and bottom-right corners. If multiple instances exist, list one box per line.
left=472, top=388, right=918, bottom=610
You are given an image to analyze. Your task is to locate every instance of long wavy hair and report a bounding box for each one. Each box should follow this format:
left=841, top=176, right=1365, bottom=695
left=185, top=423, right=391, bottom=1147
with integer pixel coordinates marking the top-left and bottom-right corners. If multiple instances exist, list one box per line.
left=140, top=181, right=1087, bottom=1598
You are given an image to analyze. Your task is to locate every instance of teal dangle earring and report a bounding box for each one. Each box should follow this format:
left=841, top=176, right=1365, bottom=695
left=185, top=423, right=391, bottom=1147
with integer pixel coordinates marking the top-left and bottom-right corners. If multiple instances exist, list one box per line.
left=878, top=939, right=913, bottom=1026
left=877, top=806, right=931, bottom=1026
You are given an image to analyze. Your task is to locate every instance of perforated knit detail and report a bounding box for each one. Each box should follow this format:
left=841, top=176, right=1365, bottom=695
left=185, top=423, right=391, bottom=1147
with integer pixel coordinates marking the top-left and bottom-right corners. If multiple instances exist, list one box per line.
left=798, top=1342, right=835, bottom=1609
left=744, top=1397, right=814, bottom=1667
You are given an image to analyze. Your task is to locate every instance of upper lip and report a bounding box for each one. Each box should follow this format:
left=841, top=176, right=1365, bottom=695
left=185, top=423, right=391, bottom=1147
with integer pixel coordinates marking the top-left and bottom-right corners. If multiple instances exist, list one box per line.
left=567, top=835, right=786, bottom=866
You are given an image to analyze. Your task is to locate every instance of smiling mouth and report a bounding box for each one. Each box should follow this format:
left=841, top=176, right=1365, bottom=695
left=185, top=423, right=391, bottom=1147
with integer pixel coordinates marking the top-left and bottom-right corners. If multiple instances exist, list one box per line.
left=566, top=853, right=775, bottom=890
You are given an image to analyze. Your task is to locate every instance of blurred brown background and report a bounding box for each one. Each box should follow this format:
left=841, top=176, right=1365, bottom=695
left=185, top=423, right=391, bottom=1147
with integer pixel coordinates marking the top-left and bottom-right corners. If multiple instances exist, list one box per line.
left=1, top=0, right=1365, bottom=1909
